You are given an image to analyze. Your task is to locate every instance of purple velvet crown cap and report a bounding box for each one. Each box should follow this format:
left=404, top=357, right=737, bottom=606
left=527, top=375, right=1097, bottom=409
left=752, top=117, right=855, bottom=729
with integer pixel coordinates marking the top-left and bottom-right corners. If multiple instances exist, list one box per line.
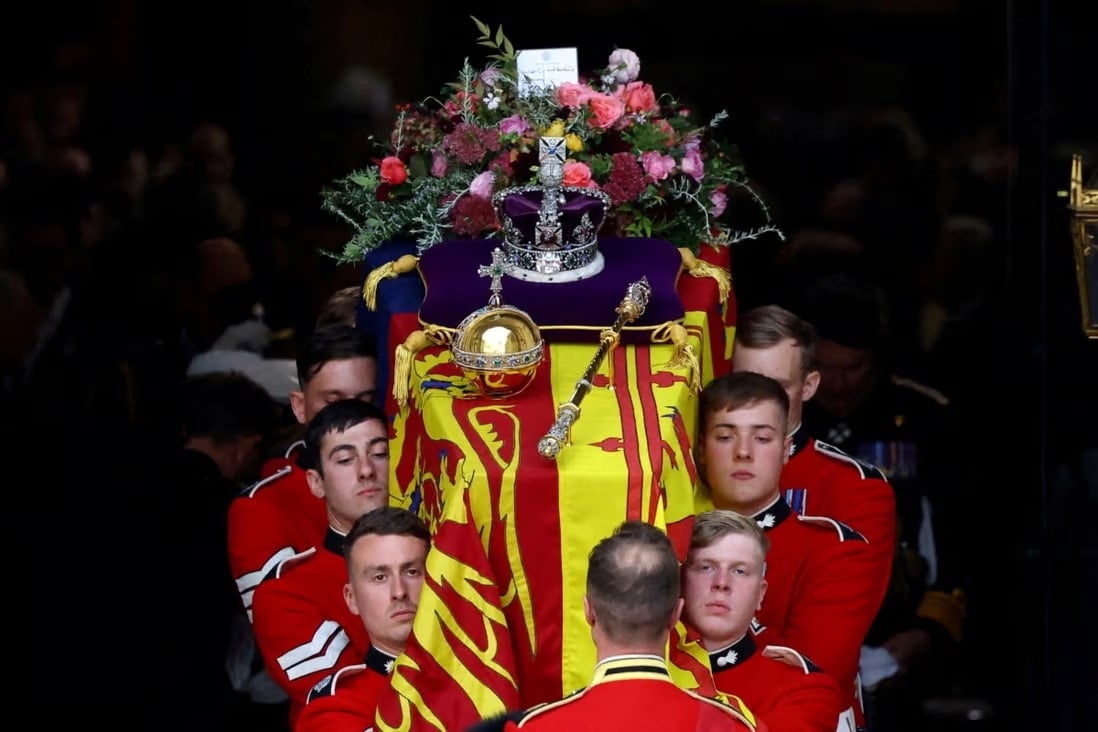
left=493, top=186, right=610, bottom=248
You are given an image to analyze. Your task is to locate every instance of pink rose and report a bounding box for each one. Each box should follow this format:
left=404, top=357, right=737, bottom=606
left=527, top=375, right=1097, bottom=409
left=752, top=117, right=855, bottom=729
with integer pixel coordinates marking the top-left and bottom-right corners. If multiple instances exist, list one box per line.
left=557, top=82, right=594, bottom=109
left=608, top=48, right=640, bottom=84
left=380, top=156, right=408, bottom=185
left=499, top=114, right=530, bottom=136
left=430, top=150, right=447, bottom=177
left=586, top=94, right=626, bottom=130
left=641, top=151, right=676, bottom=182
left=616, top=81, right=657, bottom=115
left=562, top=161, right=595, bottom=188
left=709, top=188, right=728, bottom=218
left=480, top=68, right=503, bottom=87
left=681, top=147, right=705, bottom=182
left=469, top=171, right=495, bottom=200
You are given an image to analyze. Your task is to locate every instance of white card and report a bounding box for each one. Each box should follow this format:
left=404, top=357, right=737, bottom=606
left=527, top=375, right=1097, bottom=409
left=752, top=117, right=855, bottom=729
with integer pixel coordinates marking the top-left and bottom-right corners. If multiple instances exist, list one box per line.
left=516, top=47, right=579, bottom=97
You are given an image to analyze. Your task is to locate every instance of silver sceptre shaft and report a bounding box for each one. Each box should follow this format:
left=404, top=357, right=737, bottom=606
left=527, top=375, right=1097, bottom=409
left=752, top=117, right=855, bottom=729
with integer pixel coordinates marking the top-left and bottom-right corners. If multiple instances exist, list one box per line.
left=537, top=277, right=652, bottom=460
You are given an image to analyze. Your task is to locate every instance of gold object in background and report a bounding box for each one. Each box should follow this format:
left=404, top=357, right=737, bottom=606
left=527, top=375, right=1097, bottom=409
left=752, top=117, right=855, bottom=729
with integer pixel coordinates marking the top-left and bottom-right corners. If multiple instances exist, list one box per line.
left=1066, top=153, right=1098, bottom=338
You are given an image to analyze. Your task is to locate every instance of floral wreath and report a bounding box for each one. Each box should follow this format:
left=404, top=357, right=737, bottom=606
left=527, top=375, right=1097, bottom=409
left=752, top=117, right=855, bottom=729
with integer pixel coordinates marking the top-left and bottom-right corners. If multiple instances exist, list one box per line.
left=321, top=17, right=782, bottom=264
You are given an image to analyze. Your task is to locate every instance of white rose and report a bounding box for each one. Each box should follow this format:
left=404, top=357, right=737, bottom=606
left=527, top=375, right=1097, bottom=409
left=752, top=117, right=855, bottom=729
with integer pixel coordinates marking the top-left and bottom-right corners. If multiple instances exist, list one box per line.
left=608, top=48, right=641, bottom=84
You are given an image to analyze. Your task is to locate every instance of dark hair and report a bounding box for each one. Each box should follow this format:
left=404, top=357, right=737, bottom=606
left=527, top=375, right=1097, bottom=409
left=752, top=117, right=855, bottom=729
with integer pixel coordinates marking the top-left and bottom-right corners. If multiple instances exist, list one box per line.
left=301, top=398, right=388, bottom=472
left=735, top=304, right=818, bottom=375
left=343, top=507, right=431, bottom=564
left=698, top=371, right=790, bottom=435
left=296, top=324, right=378, bottom=388
left=586, top=521, right=680, bottom=646
left=179, top=372, right=277, bottom=444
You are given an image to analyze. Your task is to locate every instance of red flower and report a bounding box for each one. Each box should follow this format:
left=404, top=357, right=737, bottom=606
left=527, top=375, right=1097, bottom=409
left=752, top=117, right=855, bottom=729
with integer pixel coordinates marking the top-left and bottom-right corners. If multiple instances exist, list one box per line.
left=450, top=194, right=498, bottom=236
left=380, top=156, right=408, bottom=185
left=601, top=152, right=647, bottom=206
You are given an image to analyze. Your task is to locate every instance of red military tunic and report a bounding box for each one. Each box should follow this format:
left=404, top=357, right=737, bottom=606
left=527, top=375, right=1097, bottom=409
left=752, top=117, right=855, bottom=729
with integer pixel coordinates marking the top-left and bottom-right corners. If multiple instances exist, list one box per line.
left=251, top=528, right=370, bottom=726
left=295, top=645, right=395, bottom=732
left=750, top=497, right=886, bottom=726
left=709, top=632, right=844, bottom=732
left=781, top=428, right=896, bottom=581
left=228, top=441, right=328, bottom=620
left=506, top=655, right=762, bottom=732
left=780, top=428, right=896, bottom=728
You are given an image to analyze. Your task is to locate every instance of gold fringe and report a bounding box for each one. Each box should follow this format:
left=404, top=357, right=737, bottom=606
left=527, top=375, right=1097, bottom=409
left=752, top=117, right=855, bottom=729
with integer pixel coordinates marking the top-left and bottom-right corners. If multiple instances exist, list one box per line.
left=666, top=322, right=701, bottom=393
left=361, top=254, right=420, bottom=311
left=678, top=247, right=731, bottom=306
left=915, top=588, right=967, bottom=642
left=392, top=329, right=431, bottom=411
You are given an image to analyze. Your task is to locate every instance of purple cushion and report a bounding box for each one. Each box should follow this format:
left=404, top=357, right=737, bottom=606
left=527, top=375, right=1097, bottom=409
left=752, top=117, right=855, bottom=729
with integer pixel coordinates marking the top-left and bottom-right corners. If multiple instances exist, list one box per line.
left=417, top=237, right=685, bottom=344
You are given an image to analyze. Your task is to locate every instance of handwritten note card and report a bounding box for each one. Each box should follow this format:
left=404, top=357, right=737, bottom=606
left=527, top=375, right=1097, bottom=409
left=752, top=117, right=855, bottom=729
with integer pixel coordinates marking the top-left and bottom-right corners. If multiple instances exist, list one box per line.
left=516, top=48, right=579, bottom=97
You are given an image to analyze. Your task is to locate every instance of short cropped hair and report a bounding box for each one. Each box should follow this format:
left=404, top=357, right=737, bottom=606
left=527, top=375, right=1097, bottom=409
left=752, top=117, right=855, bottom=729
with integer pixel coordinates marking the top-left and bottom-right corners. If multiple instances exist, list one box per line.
left=735, top=304, right=818, bottom=376
left=586, top=521, right=680, bottom=646
left=344, top=507, right=431, bottom=566
left=698, top=371, right=790, bottom=436
left=301, top=398, right=388, bottom=473
left=296, top=324, right=378, bottom=388
left=316, top=286, right=362, bottom=329
left=689, top=510, right=770, bottom=576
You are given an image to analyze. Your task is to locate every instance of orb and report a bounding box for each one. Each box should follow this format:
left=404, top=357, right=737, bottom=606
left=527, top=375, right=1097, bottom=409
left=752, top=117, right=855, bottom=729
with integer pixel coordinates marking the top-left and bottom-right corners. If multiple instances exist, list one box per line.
left=450, top=304, right=544, bottom=398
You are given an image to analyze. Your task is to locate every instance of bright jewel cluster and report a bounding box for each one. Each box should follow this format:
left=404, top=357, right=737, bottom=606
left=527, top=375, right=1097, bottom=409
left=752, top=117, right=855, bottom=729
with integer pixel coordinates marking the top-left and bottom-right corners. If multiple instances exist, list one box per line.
left=321, top=18, right=780, bottom=264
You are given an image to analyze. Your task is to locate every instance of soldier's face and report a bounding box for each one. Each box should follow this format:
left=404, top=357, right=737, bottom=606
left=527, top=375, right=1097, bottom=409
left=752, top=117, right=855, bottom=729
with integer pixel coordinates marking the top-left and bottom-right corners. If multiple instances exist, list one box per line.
left=306, top=419, right=390, bottom=531
left=682, top=533, right=767, bottom=650
left=292, top=356, right=379, bottom=423
left=730, top=339, right=818, bottom=432
left=344, top=532, right=427, bottom=657
left=697, top=399, right=790, bottom=516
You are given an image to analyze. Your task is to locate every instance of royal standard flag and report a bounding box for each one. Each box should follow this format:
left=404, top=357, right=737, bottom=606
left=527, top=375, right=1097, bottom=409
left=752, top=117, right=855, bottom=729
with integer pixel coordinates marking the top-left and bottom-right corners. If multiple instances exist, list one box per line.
left=375, top=247, right=733, bottom=730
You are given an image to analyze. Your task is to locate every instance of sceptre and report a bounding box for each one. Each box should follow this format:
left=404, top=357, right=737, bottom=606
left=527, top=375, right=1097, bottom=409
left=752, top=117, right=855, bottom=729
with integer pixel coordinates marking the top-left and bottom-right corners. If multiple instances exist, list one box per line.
left=537, top=277, right=652, bottom=459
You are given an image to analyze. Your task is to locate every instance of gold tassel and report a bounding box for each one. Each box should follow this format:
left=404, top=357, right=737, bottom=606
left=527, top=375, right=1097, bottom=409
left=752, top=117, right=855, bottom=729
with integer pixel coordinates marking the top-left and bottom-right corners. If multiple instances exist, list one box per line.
left=598, top=328, right=620, bottom=389
left=421, top=323, right=456, bottom=346
left=678, top=247, right=731, bottom=307
left=665, top=322, right=701, bottom=394
left=392, top=330, right=431, bottom=411
left=361, top=254, right=420, bottom=311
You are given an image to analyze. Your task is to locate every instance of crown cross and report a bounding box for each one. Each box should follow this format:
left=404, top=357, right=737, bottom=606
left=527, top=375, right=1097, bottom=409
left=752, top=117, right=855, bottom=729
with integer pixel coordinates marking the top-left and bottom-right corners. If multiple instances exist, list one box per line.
left=477, top=247, right=514, bottom=306
left=539, top=135, right=567, bottom=166
left=536, top=136, right=567, bottom=250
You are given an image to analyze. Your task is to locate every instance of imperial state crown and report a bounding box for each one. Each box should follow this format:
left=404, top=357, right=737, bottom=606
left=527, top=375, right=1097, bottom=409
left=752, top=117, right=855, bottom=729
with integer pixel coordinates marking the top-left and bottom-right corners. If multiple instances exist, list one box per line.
left=492, top=135, right=611, bottom=283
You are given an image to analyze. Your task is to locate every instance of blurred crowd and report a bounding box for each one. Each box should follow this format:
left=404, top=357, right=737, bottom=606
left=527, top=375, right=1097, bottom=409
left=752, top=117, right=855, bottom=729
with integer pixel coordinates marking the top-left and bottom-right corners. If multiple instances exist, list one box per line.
left=4, top=8, right=1094, bottom=732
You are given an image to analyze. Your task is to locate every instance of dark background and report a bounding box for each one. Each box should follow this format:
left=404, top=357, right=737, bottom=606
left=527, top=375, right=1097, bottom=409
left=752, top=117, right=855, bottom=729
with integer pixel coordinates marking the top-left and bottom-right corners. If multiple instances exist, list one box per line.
left=4, top=1, right=1095, bottom=729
